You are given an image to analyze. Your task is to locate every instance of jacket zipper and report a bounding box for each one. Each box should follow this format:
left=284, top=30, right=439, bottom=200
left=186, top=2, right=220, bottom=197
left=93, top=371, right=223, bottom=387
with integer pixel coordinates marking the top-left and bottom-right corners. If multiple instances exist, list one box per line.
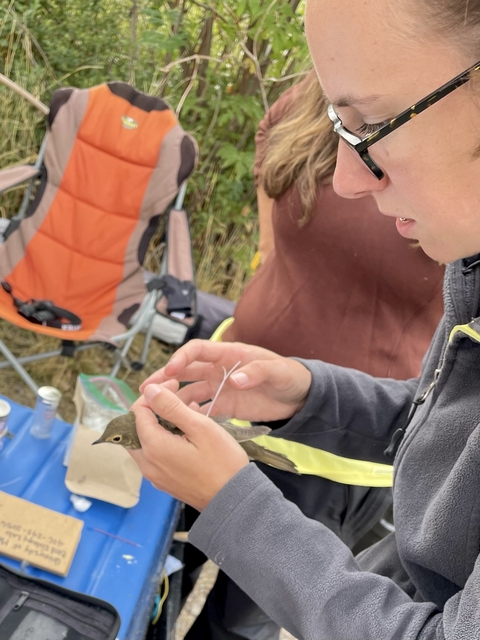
left=384, top=367, right=441, bottom=459
left=385, top=261, right=480, bottom=458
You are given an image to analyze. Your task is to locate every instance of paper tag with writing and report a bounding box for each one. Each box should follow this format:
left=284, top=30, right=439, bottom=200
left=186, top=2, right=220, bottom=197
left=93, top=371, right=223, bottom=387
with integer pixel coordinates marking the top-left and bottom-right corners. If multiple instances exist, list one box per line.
left=0, top=491, right=83, bottom=576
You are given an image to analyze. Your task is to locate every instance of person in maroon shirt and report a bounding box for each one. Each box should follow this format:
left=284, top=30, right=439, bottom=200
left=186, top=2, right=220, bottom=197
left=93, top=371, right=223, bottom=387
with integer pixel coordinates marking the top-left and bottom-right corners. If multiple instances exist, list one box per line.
left=183, top=71, right=445, bottom=640
left=224, top=71, right=444, bottom=378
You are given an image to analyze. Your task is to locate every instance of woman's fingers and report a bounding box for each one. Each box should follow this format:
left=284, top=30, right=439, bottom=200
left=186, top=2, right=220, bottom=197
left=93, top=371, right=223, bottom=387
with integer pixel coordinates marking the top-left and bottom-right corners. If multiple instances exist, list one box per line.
left=129, top=383, right=249, bottom=510
left=139, top=341, right=286, bottom=394
left=129, top=344, right=312, bottom=511
left=139, top=362, right=218, bottom=393
left=176, top=380, right=215, bottom=407
left=138, top=342, right=312, bottom=422
left=229, top=360, right=284, bottom=389
left=230, top=358, right=311, bottom=400
left=139, top=370, right=165, bottom=392
left=156, top=379, right=180, bottom=393
left=163, top=340, right=227, bottom=377
left=140, top=384, right=210, bottom=445
left=163, top=340, right=277, bottom=377
left=138, top=375, right=179, bottom=395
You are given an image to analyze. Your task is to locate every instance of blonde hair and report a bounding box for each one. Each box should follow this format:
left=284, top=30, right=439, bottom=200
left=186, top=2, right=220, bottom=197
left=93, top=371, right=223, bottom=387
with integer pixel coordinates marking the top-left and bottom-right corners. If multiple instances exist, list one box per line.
left=260, top=72, right=337, bottom=224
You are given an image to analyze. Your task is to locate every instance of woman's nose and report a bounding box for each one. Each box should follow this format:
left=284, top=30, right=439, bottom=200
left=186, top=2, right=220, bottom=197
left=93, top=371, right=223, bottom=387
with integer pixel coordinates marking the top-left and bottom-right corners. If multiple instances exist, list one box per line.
left=332, top=140, right=388, bottom=199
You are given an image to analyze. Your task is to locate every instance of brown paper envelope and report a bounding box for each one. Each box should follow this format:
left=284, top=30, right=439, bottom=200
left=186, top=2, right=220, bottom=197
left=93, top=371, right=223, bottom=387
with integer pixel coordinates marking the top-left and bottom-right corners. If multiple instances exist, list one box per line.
left=65, top=423, right=142, bottom=508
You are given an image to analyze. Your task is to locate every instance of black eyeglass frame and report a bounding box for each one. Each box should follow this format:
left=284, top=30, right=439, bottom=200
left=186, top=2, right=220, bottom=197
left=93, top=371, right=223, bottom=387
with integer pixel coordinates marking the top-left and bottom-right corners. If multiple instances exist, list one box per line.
left=327, top=60, right=480, bottom=180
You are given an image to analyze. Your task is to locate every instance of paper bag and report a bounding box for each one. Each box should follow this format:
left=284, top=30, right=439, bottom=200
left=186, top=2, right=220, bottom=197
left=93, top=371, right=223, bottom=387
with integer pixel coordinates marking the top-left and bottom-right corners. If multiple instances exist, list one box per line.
left=65, top=375, right=142, bottom=508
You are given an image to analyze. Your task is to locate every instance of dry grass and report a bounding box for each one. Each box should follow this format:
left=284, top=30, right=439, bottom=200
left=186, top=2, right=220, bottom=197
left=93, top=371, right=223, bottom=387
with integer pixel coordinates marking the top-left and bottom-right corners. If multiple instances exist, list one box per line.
left=0, top=319, right=174, bottom=420
left=0, top=10, right=48, bottom=220
left=194, top=213, right=255, bottom=302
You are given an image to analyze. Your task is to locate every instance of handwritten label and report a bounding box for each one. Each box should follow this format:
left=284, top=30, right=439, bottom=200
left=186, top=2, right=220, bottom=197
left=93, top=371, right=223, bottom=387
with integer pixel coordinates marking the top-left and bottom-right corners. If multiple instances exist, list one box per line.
left=0, top=491, right=83, bottom=576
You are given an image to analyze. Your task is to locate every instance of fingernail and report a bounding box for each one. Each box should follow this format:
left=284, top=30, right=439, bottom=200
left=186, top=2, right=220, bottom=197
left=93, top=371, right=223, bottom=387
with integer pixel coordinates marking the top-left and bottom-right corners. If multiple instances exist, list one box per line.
left=144, top=384, right=162, bottom=403
left=231, top=372, right=249, bottom=387
left=166, top=356, right=179, bottom=369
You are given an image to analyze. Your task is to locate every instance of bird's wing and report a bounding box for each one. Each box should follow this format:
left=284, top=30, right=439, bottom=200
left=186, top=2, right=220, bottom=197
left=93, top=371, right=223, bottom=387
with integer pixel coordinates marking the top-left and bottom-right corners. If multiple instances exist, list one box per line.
left=218, top=420, right=271, bottom=442
left=240, top=440, right=300, bottom=474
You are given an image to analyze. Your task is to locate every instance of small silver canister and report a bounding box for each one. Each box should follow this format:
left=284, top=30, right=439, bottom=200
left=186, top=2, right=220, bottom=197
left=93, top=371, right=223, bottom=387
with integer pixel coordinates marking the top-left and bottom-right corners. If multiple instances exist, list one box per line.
left=0, top=399, right=11, bottom=450
left=30, top=386, right=62, bottom=439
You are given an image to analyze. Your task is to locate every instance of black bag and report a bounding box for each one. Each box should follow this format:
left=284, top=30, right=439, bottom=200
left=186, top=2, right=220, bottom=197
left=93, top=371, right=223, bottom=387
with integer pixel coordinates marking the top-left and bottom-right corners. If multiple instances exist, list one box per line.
left=141, top=206, right=236, bottom=345
left=193, top=290, right=236, bottom=340
left=0, top=562, right=120, bottom=640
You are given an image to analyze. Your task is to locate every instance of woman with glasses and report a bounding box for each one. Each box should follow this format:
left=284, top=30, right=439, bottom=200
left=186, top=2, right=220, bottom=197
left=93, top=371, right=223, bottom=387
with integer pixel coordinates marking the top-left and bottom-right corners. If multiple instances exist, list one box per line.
left=183, top=71, right=443, bottom=640
left=131, top=1, right=480, bottom=638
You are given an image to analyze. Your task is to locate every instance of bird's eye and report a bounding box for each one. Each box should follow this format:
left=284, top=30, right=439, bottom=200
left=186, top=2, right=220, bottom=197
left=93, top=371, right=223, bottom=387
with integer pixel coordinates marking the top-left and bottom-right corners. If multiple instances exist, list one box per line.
left=112, top=435, right=122, bottom=443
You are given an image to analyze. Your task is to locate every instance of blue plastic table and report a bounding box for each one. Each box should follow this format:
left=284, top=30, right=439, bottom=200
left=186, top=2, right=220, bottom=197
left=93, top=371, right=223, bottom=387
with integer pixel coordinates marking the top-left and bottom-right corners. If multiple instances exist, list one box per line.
left=0, top=396, right=179, bottom=640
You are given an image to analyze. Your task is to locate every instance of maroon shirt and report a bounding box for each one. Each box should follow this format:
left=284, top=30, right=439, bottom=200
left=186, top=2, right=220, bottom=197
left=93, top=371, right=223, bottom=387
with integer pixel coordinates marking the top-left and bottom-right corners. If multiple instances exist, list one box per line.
left=224, top=79, right=445, bottom=379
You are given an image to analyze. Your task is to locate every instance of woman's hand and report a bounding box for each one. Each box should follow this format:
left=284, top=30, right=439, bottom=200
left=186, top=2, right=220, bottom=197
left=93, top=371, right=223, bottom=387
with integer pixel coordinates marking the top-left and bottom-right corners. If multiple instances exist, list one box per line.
left=139, top=340, right=312, bottom=423
left=129, top=384, right=249, bottom=511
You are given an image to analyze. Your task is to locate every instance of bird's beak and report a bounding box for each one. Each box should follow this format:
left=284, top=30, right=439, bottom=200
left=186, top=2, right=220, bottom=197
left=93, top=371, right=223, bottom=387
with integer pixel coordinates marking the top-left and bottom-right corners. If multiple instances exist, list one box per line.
left=91, top=438, right=102, bottom=445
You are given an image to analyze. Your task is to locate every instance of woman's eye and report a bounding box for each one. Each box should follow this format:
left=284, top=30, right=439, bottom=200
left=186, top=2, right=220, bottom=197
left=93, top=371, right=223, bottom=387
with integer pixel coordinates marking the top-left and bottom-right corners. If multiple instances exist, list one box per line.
left=356, top=120, right=390, bottom=137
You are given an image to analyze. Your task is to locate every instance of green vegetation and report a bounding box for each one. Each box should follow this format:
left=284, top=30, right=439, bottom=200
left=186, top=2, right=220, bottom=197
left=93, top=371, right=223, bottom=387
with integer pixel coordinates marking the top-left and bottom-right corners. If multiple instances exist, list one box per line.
left=0, top=0, right=309, bottom=414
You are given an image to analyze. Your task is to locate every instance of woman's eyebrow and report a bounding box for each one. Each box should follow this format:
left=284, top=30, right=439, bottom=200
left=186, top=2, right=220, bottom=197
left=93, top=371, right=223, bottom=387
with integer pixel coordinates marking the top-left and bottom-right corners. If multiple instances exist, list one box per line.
left=334, top=93, right=382, bottom=107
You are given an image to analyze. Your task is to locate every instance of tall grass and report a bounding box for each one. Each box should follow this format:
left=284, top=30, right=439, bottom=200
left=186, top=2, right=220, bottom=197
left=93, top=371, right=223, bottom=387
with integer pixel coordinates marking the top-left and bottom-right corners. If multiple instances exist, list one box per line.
left=0, top=321, right=174, bottom=420
left=0, top=8, right=48, bottom=217
left=195, top=212, right=256, bottom=301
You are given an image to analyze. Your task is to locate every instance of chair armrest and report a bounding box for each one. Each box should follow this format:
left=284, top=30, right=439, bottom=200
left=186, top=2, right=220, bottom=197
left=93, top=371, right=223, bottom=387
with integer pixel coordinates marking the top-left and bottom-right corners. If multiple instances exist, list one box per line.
left=0, top=165, right=40, bottom=195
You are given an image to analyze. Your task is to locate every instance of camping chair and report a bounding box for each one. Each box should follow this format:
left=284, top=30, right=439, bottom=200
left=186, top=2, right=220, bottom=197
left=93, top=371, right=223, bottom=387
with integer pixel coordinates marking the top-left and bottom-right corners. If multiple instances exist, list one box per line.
left=0, top=81, right=198, bottom=394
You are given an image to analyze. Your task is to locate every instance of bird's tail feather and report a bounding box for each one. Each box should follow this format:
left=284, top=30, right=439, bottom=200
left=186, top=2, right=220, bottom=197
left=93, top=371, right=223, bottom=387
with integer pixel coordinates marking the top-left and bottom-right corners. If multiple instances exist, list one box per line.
left=241, top=440, right=300, bottom=475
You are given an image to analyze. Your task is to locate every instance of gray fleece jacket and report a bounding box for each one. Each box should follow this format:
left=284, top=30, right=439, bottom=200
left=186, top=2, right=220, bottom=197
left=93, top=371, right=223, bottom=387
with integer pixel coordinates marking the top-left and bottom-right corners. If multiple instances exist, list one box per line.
left=190, top=257, right=480, bottom=640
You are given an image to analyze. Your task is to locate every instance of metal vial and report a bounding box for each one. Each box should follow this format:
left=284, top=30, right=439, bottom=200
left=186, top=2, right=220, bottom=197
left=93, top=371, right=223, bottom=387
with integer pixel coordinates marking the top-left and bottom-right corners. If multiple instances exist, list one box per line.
left=30, top=386, right=62, bottom=439
left=0, top=399, right=11, bottom=451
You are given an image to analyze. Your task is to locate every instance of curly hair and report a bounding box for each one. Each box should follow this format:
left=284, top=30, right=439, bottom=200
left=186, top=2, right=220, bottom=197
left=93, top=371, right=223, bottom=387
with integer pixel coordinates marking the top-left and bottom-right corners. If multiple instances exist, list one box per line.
left=259, top=72, right=338, bottom=224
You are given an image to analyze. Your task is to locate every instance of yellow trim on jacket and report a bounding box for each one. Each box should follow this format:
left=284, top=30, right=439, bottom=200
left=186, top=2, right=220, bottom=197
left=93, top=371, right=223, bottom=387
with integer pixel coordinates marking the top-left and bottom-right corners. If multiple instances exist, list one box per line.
left=245, top=435, right=393, bottom=486
left=210, top=317, right=393, bottom=487
left=449, top=321, right=480, bottom=344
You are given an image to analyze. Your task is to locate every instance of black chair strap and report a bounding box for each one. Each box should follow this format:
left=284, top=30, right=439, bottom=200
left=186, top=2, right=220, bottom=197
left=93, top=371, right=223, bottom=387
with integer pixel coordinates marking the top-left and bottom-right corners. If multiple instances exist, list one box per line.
left=1, top=282, right=82, bottom=331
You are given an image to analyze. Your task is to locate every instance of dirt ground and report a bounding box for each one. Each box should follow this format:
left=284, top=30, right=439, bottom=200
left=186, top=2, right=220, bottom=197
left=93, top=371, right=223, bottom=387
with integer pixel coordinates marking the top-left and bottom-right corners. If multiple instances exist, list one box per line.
left=175, top=560, right=296, bottom=640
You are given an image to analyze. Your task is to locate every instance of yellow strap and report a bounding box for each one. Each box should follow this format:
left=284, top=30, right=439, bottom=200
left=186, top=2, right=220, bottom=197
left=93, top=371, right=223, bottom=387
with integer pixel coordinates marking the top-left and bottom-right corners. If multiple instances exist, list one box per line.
left=210, top=317, right=235, bottom=342
left=250, top=435, right=393, bottom=487
left=228, top=419, right=392, bottom=486
left=449, top=322, right=480, bottom=344
left=210, top=319, right=393, bottom=487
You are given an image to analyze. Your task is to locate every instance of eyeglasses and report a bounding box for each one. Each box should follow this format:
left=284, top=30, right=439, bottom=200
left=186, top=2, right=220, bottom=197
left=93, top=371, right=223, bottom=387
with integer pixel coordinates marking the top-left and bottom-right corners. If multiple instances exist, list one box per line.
left=328, top=59, right=480, bottom=180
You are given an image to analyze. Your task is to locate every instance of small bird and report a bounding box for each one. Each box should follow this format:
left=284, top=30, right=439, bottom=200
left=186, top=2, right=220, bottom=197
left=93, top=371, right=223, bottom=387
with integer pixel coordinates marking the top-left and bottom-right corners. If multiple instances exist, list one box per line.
left=93, top=411, right=299, bottom=474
